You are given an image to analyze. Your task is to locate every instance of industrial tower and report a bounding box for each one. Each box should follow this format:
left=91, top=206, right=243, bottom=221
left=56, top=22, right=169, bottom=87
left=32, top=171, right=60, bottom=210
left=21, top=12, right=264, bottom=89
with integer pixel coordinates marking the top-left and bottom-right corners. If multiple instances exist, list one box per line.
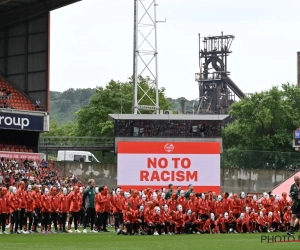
left=132, top=0, right=164, bottom=114
left=195, top=33, right=245, bottom=114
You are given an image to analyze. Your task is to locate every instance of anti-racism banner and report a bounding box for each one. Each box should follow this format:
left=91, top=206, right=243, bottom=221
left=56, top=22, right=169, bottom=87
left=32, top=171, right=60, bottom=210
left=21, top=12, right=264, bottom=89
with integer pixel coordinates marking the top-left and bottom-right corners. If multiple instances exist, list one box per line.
left=117, top=142, right=220, bottom=193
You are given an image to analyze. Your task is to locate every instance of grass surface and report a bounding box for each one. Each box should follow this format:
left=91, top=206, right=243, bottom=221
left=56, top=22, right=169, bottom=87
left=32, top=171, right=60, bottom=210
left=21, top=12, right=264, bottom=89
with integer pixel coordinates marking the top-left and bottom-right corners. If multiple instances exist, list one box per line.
left=0, top=231, right=299, bottom=250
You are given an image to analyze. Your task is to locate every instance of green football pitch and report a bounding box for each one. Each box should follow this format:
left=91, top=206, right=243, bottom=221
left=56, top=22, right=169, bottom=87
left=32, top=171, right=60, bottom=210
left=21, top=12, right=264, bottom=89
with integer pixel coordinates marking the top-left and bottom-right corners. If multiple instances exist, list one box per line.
left=0, top=231, right=299, bottom=250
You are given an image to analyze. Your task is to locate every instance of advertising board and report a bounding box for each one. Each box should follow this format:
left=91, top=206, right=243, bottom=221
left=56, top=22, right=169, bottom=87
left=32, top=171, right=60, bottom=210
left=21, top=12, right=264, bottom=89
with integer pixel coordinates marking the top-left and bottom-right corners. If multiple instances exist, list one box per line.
left=0, top=151, right=44, bottom=161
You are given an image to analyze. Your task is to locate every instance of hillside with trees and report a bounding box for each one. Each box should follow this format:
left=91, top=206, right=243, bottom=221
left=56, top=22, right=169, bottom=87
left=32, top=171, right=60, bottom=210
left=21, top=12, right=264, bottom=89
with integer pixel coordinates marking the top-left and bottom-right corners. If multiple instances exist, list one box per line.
left=47, top=80, right=300, bottom=167
left=50, top=88, right=96, bottom=125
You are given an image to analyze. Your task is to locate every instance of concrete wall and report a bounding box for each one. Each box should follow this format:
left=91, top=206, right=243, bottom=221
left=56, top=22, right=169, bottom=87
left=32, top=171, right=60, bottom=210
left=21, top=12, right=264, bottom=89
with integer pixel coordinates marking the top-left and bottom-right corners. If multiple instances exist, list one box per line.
left=57, top=162, right=296, bottom=194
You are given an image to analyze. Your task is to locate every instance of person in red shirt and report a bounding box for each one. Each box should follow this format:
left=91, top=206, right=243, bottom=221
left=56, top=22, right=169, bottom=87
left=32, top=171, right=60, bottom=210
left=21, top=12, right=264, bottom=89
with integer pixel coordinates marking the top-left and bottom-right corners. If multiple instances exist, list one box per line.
left=17, top=181, right=27, bottom=233
left=50, top=187, right=59, bottom=233
left=257, top=211, right=268, bottom=232
left=68, top=186, right=81, bottom=233
left=151, top=192, right=159, bottom=207
left=95, top=186, right=108, bottom=232
left=175, top=204, right=184, bottom=234
left=102, top=186, right=110, bottom=232
left=198, top=193, right=209, bottom=219
left=41, top=188, right=51, bottom=233
left=152, top=206, right=163, bottom=235
left=246, top=194, right=252, bottom=209
left=8, top=186, right=20, bottom=234
left=141, top=194, right=147, bottom=207
left=222, top=192, right=230, bottom=213
left=129, top=190, right=139, bottom=211
left=251, top=195, right=259, bottom=213
left=279, top=192, right=289, bottom=215
left=25, top=185, right=34, bottom=233
left=78, top=186, right=85, bottom=226
left=203, top=213, right=216, bottom=234
left=0, top=187, right=8, bottom=234
left=214, top=195, right=224, bottom=216
left=118, top=203, right=134, bottom=235
left=177, top=190, right=187, bottom=212
left=159, top=193, right=167, bottom=206
left=161, top=204, right=173, bottom=235
left=230, top=194, right=240, bottom=217
left=58, top=187, right=69, bottom=233
left=32, top=185, right=42, bottom=233
left=187, top=194, right=198, bottom=213
left=272, top=210, right=282, bottom=232
left=133, top=204, right=145, bottom=234
left=144, top=201, right=155, bottom=235
left=208, top=192, right=215, bottom=213
left=183, top=209, right=197, bottom=234
left=272, top=195, right=280, bottom=214
left=112, top=188, right=123, bottom=232
left=283, top=207, right=291, bottom=231
left=167, top=193, right=177, bottom=212
left=236, top=213, right=250, bottom=233
left=215, top=214, right=226, bottom=234
left=225, top=211, right=236, bottom=233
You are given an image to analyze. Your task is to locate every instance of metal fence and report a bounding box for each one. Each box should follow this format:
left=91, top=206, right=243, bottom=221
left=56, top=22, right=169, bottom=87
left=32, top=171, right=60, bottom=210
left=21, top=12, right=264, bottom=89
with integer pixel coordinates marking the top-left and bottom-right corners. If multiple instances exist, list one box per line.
left=221, top=149, right=300, bottom=170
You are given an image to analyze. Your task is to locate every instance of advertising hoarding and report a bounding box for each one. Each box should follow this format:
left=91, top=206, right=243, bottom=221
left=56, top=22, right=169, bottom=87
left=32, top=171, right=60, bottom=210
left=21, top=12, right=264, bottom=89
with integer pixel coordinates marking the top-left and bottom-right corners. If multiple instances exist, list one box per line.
left=0, top=151, right=43, bottom=161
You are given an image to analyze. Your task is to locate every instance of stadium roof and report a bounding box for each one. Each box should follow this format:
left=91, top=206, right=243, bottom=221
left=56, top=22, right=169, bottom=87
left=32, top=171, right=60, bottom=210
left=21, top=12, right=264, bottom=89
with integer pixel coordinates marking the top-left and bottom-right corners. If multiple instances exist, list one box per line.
left=109, top=114, right=229, bottom=121
left=0, top=0, right=81, bottom=28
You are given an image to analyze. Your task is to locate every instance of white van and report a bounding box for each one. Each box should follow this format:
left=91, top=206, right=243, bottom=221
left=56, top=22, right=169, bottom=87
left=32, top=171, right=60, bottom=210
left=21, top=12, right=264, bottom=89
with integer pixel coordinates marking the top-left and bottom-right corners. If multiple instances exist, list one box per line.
left=57, top=150, right=100, bottom=163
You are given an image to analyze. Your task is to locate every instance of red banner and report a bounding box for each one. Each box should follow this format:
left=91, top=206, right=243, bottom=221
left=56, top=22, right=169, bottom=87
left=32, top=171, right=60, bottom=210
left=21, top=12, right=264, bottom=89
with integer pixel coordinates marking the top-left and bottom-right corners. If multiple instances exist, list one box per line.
left=0, top=151, right=41, bottom=161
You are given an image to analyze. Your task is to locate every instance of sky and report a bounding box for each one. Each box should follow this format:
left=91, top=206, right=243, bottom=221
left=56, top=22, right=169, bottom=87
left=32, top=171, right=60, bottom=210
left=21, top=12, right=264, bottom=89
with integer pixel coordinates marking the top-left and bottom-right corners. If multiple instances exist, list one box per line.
left=50, top=0, right=300, bottom=100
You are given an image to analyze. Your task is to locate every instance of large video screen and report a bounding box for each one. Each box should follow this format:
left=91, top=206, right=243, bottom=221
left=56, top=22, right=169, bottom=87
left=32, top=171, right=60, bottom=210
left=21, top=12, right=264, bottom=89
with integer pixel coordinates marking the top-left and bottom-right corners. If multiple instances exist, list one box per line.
left=117, top=141, right=220, bottom=193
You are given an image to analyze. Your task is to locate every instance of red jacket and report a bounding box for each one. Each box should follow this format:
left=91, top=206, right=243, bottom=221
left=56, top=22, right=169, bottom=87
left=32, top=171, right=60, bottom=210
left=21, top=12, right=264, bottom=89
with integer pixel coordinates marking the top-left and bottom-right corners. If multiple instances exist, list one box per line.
left=8, top=193, right=20, bottom=213
left=187, top=198, right=198, bottom=213
left=25, top=191, right=34, bottom=212
left=58, top=194, right=69, bottom=213
left=0, top=195, right=8, bottom=214
left=103, top=193, right=110, bottom=213
left=214, top=201, right=224, bottom=215
left=123, top=208, right=135, bottom=223
left=95, top=193, right=107, bottom=213
left=51, top=195, right=60, bottom=213
left=17, top=188, right=26, bottom=209
left=41, top=194, right=52, bottom=213
left=32, top=191, right=42, bottom=209
left=68, top=192, right=81, bottom=212
left=112, top=195, right=122, bottom=213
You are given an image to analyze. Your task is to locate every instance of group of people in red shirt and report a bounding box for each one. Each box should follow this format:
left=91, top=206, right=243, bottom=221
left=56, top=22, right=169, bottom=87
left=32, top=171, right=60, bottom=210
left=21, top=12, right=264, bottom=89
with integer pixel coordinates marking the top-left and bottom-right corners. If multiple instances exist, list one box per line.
left=0, top=181, right=84, bottom=234
left=0, top=181, right=294, bottom=235
left=115, top=188, right=293, bottom=235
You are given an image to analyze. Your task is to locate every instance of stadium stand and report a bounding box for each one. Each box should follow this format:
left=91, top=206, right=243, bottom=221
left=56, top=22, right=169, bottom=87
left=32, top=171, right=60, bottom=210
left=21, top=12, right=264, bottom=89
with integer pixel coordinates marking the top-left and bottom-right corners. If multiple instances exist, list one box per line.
left=0, top=144, right=33, bottom=153
left=0, top=77, right=45, bottom=111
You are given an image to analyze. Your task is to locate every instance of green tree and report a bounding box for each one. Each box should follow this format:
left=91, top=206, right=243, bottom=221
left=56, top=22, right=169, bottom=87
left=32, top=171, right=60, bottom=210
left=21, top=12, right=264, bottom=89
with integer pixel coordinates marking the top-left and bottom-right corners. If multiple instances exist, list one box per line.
left=75, top=77, right=170, bottom=136
left=41, top=118, right=76, bottom=137
left=221, top=83, right=300, bottom=168
left=50, top=88, right=96, bottom=125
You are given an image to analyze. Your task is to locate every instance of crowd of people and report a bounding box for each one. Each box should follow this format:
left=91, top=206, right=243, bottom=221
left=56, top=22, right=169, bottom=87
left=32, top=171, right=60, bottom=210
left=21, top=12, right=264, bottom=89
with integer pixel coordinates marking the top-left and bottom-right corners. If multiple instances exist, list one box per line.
left=115, top=119, right=222, bottom=138
left=0, top=174, right=298, bottom=236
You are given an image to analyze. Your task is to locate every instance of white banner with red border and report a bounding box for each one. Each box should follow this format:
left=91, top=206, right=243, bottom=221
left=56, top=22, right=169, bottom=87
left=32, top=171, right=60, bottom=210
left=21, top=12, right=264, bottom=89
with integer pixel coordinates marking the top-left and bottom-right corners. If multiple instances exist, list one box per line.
left=117, top=142, right=220, bottom=193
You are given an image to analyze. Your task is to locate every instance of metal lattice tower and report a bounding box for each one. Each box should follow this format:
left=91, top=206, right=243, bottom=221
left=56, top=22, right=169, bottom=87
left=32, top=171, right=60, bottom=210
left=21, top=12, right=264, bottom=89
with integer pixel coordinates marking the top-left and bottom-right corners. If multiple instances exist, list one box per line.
left=195, top=32, right=245, bottom=114
left=132, top=0, right=163, bottom=114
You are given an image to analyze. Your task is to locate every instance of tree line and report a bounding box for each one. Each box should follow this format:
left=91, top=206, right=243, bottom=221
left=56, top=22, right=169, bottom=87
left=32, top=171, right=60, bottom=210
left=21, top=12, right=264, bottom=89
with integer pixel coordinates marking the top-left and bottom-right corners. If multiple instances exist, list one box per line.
left=46, top=78, right=300, bottom=168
